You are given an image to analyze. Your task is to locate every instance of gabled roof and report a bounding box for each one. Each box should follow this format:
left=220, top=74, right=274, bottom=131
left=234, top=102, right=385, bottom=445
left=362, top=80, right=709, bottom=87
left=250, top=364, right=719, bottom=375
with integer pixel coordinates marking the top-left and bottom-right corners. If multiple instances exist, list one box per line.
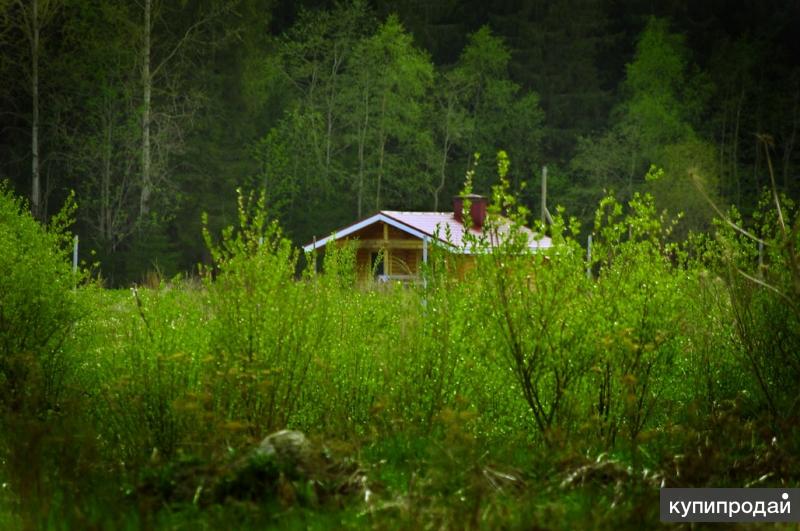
left=302, top=210, right=552, bottom=254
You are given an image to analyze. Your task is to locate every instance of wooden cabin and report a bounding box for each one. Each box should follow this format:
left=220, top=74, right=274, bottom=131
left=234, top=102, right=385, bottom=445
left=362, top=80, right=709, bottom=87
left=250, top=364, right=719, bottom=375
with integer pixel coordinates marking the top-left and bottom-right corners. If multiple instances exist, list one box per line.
left=303, top=195, right=552, bottom=283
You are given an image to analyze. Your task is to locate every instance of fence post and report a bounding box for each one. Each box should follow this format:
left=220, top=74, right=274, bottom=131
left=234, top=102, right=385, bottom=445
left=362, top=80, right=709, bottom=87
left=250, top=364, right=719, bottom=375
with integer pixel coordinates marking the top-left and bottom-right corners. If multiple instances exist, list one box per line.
left=72, top=235, right=78, bottom=275
left=72, top=235, right=79, bottom=289
left=586, top=234, right=592, bottom=279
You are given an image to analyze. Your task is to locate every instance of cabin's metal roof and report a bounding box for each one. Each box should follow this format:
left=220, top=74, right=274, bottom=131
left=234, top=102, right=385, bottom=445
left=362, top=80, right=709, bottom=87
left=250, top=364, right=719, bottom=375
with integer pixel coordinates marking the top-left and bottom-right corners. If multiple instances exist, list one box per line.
left=302, top=210, right=552, bottom=254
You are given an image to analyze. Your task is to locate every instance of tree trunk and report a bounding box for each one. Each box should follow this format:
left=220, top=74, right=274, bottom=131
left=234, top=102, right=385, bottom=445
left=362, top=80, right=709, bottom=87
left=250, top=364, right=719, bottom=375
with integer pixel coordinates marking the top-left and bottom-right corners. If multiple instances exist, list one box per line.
left=30, top=0, right=40, bottom=220
left=325, top=52, right=342, bottom=180
left=732, top=89, right=743, bottom=207
left=140, top=0, right=152, bottom=218
left=434, top=103, right=452, bottom=212
left=718, top=97, right=727, bottom=196
left=101, top=99, right=112, bottom=241
left=783, top=88, right=798, bottom=191
left=357, top=82, right=369, bottom=219
left=628, top=151, right=636, bottom=200
left=375, top=94, right=386, bottom=211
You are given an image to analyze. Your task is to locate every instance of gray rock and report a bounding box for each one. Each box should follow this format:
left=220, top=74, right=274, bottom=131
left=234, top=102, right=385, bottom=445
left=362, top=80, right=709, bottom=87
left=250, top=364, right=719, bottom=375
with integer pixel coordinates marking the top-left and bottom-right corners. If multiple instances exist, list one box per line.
left=217, top=430, right=314, bottom=501
left=253, top=429, right=312, bottom=474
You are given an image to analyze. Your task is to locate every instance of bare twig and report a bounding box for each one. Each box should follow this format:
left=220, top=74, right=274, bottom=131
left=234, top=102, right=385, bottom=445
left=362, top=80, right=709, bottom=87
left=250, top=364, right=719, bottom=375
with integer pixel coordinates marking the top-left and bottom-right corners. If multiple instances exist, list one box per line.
left=736, top=268, right=798, bottom=312
left=757, top=134, right=787, bottom=235
left=688, top=169, right=766, bottom=245
left=151, top=4, right=228, bottom=79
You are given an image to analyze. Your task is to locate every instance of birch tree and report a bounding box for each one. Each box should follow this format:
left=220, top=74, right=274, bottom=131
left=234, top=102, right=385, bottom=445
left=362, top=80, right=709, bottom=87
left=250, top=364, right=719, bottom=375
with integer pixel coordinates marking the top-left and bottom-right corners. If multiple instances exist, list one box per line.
left=274, top=0, right=374, bottom=213
left=0, top=0, right=61, bottom=220
left=346, top=15, right=433, bottom=215
left=431, top=68, right=472, bottom=211
left=447, top=27, right=544, bottom=194
left=58, top=1, right=141, bottom=252
left=138, top=0, right=231, bottom=219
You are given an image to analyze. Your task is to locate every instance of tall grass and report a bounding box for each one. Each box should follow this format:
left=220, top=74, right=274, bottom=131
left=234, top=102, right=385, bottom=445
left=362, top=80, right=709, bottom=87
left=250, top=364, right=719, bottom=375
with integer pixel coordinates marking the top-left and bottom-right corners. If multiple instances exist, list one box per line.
left=0, top=176, right=798, bottom=529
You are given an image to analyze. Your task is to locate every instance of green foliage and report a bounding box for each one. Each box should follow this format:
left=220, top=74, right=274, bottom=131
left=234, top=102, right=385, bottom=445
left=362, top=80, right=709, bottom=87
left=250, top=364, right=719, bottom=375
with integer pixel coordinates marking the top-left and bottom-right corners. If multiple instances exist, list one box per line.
left=345, top=14, right=435, bottom=212
left=709, top=189, right=800, bottom=421
left=0, top=184, right=99, bottom=528
left=0, top=184, right=81, bottom=412
left=623, top=18, right=699, bottom=145
left=0, top=0, right=798, bottom=287
left=2, top=0, right=800, bottom=522
left=2, top=149, right=799, bottom=528
left=202, top=190, right=314, bottom=432
left=572, top=17, right=719, bottom=237
left=591, top=200, right=686, bottom=449
left=450, top=28, right=545, bottom=193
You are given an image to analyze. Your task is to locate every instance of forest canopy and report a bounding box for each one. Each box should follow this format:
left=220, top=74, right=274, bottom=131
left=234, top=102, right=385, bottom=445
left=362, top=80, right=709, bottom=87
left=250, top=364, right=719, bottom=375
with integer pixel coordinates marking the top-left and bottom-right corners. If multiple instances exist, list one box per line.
left=0, top=0, right=798, bottom=284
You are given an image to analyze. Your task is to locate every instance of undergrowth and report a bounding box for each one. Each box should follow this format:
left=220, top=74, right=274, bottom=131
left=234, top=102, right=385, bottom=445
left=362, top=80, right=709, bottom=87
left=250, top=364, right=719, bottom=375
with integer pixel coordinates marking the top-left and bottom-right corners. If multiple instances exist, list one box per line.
left=0, top=164, right=798, bottom=529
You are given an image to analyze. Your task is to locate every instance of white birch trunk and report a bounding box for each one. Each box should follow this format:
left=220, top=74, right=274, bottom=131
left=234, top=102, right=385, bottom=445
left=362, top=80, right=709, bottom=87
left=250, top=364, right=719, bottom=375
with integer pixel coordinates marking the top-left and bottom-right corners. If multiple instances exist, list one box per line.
left=140, top=0, right=152, bottom=218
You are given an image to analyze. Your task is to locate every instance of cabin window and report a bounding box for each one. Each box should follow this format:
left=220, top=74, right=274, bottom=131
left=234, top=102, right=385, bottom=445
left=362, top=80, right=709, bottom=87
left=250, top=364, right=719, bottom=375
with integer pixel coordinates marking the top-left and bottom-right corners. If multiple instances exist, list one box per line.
left=370, top=251, right=384, bottom=276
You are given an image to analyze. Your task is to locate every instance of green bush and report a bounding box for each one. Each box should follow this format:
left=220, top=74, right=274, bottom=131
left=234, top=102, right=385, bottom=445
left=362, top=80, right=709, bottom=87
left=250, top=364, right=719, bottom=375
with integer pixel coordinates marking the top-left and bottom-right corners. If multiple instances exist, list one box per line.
left=712, top=193, right=800, bottom=422
left=202, top=190, right=318, bottom=433
left=2, top=156, right=798, bottom=528
left=0, top=184, right=94, bottom=528
left=0, top=185, right=81, bottom=413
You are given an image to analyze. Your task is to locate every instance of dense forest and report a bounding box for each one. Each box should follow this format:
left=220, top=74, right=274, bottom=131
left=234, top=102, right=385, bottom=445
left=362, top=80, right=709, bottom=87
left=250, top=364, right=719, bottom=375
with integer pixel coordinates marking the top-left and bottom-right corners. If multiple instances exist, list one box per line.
left=1, top=1, right=800, bottom=529
left=1, top=0, right=798, bottom=282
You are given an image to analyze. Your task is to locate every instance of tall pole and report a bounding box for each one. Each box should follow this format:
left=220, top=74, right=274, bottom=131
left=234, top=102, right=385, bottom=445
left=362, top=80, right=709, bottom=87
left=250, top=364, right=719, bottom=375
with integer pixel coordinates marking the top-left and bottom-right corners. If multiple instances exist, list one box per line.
left=312, top=236, right=318, bottom=274
left=541, top=165, right=547, bottom=226
left=72, top=235, right=78, bottom=274
left=422, top=236, right=428, bottom=289
left=586, top=235, right=592, bottom=279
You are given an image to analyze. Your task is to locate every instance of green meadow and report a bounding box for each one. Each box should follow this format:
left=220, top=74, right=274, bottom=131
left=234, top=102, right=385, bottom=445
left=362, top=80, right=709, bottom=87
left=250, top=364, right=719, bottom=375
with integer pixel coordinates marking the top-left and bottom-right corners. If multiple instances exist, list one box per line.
left=1, top=178, right=798, bottom=529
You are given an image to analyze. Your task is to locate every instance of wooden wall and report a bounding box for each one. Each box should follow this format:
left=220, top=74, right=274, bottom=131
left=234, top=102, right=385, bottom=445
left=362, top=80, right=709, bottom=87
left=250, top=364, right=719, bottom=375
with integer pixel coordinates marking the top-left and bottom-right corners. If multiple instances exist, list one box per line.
left=342, top=221, right=423, bottom=282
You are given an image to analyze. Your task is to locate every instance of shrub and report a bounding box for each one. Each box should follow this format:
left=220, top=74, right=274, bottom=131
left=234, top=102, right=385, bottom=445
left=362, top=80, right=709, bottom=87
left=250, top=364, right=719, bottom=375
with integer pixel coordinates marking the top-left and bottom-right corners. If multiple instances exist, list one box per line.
left=0, top=184, right=90, bottom=527
left=0, top=185, right=81, bottom=413
left=202, top=190, right=317, bottom=433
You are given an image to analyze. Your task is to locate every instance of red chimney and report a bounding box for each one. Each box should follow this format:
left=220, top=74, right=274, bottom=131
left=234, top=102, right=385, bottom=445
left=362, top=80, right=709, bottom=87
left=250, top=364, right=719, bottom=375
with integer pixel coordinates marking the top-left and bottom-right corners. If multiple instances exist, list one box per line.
left=453, top=194, right=488, bottom=228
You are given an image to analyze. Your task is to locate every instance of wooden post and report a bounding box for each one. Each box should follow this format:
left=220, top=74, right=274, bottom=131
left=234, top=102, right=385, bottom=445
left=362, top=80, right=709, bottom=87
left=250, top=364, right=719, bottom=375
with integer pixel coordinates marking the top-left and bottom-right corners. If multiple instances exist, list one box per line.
left=422, top=236, right=428, bottom=289
left=312, top=236, right=317, bottom=274
left=382, top=223, right=390, bottom=278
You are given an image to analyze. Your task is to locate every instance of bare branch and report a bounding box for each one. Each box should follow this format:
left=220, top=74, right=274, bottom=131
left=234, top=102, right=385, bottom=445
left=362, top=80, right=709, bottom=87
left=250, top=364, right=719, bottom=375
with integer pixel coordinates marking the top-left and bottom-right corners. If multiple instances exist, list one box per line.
left=757, top=133, right=787, bottom=235
left=151, top=5, right=226, bottom=79
left=736, top=268, right=799, bottom=312
left=689, top=169, right=766, bottom=245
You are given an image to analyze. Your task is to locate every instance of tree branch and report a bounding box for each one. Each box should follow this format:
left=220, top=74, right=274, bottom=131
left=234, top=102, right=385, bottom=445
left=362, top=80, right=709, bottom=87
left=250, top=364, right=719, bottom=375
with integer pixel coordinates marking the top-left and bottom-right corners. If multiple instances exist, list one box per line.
left=689, top=169, right=766, bottom=245
left=151, top=6, right=224, bottom=79
left=736, top=268, right=798, bottom=311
